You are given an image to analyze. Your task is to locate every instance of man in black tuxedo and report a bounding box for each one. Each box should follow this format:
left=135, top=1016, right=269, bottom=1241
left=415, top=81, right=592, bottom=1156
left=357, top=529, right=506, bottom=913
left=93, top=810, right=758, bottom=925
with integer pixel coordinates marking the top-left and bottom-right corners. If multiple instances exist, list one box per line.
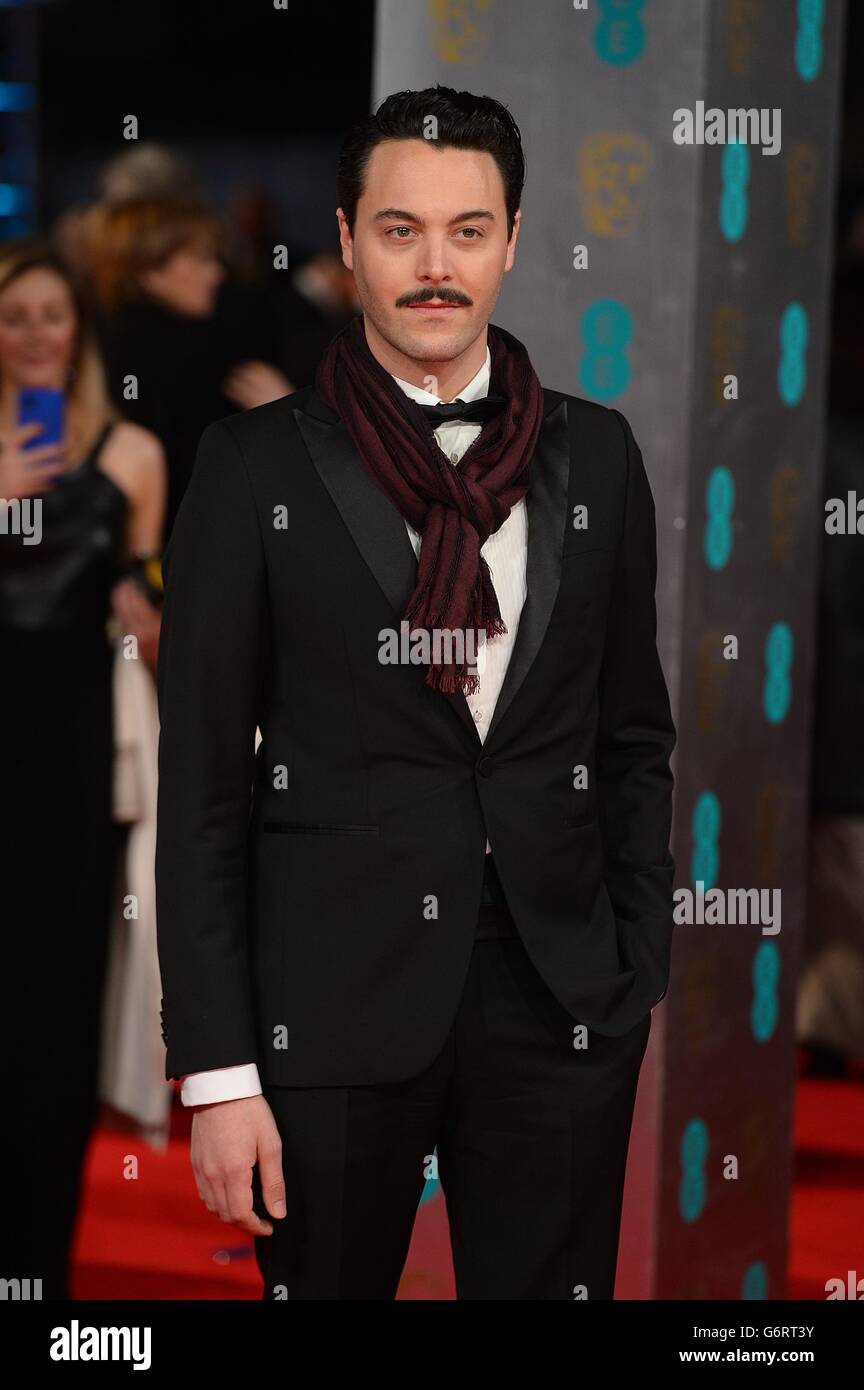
left=155, top=85, right=676, bottom=1300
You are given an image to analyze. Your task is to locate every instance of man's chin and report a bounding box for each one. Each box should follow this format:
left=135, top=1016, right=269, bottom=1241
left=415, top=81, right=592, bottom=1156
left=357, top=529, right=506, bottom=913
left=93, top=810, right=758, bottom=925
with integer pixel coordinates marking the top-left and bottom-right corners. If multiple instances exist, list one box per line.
left=388, top=318, right=478, bottom=363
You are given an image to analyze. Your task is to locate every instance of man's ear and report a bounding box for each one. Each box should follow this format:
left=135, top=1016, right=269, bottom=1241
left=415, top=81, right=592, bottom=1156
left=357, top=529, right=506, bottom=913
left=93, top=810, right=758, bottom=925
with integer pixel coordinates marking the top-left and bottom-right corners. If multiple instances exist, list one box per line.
left=504, top=209, right=521, bottom=273
left=336, top=207, right=354, bottom=272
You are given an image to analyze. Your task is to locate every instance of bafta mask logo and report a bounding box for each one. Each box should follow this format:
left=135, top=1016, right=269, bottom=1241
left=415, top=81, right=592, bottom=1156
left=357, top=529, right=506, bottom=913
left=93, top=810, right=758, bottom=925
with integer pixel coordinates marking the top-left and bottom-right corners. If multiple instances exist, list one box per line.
left=430, top=0, right=495, bottom=66
left=579, top=133, right=652, bottom=237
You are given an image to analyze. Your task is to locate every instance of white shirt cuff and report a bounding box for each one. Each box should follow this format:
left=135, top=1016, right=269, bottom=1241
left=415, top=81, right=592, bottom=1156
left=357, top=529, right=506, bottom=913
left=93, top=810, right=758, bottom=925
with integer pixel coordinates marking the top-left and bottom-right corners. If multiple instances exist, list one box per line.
left=180, top=1062, right=263, bottom=1108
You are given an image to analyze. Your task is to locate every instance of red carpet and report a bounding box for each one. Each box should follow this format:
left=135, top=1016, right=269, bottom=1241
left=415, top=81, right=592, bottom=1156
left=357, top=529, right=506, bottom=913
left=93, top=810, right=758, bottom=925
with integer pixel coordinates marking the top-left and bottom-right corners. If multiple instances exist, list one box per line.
left=70, top=1092, right=455, bottom=1300
left=788, top=1073, right=864, bottom=1299
left=70, top=1066, right=864, bottom=1300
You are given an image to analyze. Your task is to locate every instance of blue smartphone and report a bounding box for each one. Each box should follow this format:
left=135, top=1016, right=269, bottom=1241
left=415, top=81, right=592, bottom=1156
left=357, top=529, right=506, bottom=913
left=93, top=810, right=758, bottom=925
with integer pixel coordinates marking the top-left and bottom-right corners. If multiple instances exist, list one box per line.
left=18, top=387, right=66, bottom=452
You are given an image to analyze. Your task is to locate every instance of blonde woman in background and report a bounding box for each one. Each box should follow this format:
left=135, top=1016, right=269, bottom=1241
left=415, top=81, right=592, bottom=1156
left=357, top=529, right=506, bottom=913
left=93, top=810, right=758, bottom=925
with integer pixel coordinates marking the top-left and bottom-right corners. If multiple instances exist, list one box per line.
left=0, top=240, right=165, bottom=1299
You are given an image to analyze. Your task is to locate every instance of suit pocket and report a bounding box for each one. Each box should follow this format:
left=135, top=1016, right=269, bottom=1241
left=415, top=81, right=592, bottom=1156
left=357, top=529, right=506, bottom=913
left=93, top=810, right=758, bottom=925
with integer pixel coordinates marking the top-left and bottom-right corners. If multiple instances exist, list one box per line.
left=262, top=821, right=380, bottom=835
left=559, top=545, right=615, bottom=607
left=561, top=543, right=613, bottom=560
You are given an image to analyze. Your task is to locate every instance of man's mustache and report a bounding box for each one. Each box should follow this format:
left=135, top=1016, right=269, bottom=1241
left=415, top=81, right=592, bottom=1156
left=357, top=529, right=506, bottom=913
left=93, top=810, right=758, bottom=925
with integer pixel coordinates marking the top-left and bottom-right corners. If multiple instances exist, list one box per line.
left=396, top=288, right=473, bottom=307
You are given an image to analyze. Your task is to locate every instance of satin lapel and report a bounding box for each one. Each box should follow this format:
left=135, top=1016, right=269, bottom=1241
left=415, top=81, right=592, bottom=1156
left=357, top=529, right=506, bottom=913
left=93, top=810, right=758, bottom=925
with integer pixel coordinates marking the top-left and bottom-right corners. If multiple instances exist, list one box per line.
left=294, top=397, right=481, bottom=744
left=294, top=405, right=417, bottom=616
left=484, top=397, right=571, bottom=745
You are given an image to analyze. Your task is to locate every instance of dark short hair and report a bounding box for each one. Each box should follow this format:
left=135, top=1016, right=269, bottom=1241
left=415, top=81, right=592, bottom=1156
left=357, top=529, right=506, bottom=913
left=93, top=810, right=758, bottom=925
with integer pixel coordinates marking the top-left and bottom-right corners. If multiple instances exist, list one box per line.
left=337, top=85, right=525, bottom=241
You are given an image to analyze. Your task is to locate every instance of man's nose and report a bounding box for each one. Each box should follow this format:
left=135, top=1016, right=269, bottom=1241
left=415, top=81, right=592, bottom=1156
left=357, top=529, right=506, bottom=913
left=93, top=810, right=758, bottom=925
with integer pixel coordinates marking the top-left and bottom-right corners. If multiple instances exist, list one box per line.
left=414, top=241, right=455, bottom=285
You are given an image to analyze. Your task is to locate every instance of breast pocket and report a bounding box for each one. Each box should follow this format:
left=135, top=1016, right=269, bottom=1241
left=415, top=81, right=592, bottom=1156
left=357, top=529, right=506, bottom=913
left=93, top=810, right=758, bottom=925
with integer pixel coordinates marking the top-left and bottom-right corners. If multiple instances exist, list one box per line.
left=262, top=822, right=380, bottom=835
left=559, top=545, right=616, bottom=609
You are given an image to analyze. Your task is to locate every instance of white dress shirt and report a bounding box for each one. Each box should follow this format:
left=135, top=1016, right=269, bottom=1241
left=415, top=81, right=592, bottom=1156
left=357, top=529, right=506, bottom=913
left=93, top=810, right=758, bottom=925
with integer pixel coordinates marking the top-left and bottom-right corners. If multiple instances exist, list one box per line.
left=179, top=344, right=528, bottom=1107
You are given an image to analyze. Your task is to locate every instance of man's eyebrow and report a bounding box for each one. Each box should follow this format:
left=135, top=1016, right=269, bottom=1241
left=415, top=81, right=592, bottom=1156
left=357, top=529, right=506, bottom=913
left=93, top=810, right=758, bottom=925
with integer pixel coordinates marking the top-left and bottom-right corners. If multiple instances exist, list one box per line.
left=373, top=208, right=497, bottom=224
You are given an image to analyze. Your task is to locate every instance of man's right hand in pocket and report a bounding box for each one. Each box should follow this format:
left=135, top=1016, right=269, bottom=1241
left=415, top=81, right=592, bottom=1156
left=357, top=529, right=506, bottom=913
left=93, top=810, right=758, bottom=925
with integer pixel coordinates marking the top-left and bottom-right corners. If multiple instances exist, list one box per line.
left=189, top=1094, right=286, bottom=1236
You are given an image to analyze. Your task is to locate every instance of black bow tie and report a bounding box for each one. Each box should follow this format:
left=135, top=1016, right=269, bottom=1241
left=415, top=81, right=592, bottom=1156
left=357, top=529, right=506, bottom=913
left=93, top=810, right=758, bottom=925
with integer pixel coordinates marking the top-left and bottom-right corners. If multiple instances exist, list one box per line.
left=417, top=395, right=506, bottom=427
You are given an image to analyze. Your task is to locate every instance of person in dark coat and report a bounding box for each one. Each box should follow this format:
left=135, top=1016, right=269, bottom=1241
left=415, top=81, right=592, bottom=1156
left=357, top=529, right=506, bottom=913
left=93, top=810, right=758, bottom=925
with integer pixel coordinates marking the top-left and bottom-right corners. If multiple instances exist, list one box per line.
left=89, top=195, right=292, bottom=542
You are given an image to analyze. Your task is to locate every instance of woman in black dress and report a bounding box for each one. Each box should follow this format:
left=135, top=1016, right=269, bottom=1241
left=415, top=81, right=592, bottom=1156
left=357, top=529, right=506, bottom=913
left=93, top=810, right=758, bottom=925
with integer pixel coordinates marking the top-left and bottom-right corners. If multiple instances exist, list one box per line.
left=0, top=240, right=166, bottom=1299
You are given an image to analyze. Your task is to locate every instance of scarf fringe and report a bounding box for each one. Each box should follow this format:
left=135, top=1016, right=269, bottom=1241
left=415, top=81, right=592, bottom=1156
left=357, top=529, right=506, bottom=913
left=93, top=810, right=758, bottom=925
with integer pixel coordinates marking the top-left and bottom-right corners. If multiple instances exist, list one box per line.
left=426, top=663, right=483, bottom=697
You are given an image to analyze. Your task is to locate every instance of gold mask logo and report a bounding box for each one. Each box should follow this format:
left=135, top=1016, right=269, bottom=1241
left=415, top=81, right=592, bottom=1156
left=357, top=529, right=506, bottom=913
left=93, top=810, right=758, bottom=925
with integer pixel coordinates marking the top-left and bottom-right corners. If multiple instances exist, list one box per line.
left=579, top=133, right=652, bottom=237
left=786, top=141, right=819, bottom=248
left=430, top=0, right=495, bottom=66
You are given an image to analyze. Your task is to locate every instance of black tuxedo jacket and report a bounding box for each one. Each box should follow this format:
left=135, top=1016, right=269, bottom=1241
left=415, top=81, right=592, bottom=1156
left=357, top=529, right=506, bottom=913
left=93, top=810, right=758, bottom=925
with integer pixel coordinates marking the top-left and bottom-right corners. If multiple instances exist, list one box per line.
left=155, top=379, right=676, bottom=1086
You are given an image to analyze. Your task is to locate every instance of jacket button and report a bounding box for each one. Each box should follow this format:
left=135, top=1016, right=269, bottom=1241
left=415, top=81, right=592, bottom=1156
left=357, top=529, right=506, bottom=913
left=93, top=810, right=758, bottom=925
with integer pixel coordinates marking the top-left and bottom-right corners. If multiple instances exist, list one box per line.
left=477, top=756, right=495, bottom=778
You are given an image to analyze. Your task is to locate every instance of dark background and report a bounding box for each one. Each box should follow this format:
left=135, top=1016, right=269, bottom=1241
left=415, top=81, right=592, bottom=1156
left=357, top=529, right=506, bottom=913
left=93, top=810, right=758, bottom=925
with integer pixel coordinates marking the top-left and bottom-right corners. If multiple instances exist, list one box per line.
left=36, top=0, right=376, bottom=259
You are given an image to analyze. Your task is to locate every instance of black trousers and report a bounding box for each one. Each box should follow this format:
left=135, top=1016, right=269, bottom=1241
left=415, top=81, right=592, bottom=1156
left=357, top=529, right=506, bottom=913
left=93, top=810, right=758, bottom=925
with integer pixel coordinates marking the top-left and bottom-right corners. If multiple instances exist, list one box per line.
left=252, top=855, right=651, bottom=1300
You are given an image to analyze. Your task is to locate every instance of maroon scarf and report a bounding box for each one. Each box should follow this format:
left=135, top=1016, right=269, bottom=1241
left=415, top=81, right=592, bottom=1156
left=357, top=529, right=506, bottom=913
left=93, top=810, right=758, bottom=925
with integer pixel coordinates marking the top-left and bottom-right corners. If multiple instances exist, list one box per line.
left=315, top=315, right=544, bottom=694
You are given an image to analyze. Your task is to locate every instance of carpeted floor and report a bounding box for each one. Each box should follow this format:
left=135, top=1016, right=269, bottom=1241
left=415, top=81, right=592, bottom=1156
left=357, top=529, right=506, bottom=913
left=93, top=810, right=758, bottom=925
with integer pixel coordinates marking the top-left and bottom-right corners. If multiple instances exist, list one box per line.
left=69, top=1065, right=864, bottom=1300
